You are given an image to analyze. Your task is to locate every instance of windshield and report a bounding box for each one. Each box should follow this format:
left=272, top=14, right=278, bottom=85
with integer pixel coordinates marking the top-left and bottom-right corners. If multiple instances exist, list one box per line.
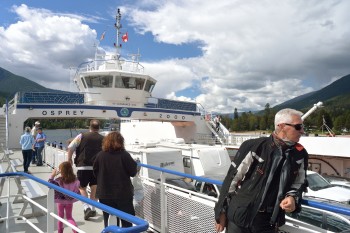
left=308, top=173, right=333, bottom=191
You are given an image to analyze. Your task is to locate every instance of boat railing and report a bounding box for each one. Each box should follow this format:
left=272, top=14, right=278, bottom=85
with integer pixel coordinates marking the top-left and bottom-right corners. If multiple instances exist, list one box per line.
left=1, top=94, right=18, bottom=114
left=0, top=172, right=148, bottom=233
left=44, top=145, right=223, bottom=233
left=76, top=57, right=145, bottom=74
left=43, top=145, right=350, bottom=233
left=193, top=132, right=264, bottom=146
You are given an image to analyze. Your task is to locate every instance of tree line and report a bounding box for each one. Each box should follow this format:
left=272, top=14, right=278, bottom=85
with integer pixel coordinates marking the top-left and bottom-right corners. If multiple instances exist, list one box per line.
left=24, top=119, right=89, bottom=130
left=220, top=104, right=350, bottom=135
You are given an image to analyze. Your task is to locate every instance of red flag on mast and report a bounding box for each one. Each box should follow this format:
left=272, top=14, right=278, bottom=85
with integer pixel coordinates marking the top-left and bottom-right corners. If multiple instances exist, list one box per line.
left=122, top=32, right=128, bottom=42
left=100, top=31, right=106, bottom=41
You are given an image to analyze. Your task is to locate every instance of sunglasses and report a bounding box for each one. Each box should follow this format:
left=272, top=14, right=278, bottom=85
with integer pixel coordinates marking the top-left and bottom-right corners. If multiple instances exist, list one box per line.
left=284, top=123, right=304, bottom=131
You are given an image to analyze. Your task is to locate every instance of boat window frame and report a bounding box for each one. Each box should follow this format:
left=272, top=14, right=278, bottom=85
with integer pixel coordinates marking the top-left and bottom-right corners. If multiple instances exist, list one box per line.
left=84, top=75, right=114, bottom=88
left=144, top=79, right=156, bottom=93
left=117, top=76, right=146, bottom=90
left=80, top=77, right=87, bottom=89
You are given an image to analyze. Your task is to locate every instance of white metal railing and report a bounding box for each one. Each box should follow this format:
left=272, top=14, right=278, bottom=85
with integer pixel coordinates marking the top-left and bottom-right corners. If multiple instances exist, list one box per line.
left=43, top=145, right=221, bottom=233
left=42, top=145, right=350, bottom=233
left=0, top=172, right=148, bottom=233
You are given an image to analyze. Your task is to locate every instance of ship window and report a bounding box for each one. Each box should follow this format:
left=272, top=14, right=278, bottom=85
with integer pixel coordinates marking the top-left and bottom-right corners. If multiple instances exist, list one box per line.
left=81, top=77, right=87, bottom=88
left=145, top=80, right=155, bottom=92
left=183, top=157, right=191, bottom=168
left=85, top=75, right=113, bottom=88
left=120, top=76, right=145, bottom=89
left=129, top=77, right=136, bottom=88
left=115, top=77, right=125, bottom=88
left=136, top=78, right=145, bottom=90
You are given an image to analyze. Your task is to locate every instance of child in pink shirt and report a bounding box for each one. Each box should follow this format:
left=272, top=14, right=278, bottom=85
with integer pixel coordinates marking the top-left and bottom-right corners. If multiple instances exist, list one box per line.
left=49, top=162, right=80, bottom=233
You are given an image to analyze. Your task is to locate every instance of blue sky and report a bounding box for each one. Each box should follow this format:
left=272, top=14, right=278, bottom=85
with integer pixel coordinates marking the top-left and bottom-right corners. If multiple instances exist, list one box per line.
left=1, top=0, right=350, bottom=112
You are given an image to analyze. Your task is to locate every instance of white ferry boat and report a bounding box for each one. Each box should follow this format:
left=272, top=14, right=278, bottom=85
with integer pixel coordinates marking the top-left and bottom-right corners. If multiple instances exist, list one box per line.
left=1, top=8, right=350, bottom=233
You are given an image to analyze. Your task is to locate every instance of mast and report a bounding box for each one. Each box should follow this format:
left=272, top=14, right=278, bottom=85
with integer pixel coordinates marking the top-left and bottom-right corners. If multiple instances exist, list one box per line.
left=115, top=8, right=122, bottom=67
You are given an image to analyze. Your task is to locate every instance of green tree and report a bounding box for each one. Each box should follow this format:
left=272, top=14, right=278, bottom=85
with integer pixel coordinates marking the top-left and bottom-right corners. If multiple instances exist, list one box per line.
left=234, top=108, right=239, bottom=119
left=333, top=115, right=346, bottom=131
left=345, top=113, right=350, bottom=131
left=264, top=103, right=270, bottom=129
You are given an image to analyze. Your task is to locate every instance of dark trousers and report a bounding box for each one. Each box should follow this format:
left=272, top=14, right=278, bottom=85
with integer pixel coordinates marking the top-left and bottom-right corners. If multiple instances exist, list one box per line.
left=99, top=198, right=135, bottom=228
left=35, top=146, right=44, bottom=165
left=227, top=212, right=277, bottom=233
left=32, top=148, right=37, bottom=162
left=22, top=149, right=32, bottom=172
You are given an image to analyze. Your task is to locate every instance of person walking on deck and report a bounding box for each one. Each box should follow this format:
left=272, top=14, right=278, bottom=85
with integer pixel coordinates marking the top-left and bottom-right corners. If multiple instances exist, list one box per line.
left=34, top=127, right=46, bottom=166
left=19, top=126, right=35, bottom=174
left=31, top=121, right=40, bottom=164
left=67, top=119, right=103, bottom=220
left=214, top=115, right=221, bottom=132
left=48, top=162, right=80, bottom=233
left=93, top=131, right=137, bottom=228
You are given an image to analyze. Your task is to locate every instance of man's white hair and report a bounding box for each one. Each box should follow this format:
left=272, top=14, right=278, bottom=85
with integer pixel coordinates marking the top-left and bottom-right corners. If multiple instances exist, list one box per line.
left=274, top=108, right=303, bottom=129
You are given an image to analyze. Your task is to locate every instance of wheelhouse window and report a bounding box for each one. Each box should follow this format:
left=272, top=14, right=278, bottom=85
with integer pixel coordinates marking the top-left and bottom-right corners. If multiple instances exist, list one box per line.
left=80, top=77, right=87, bottom=88
left=117, top=76, right=145, bottom=89
left=145, top=79, right=156, bottom=92
left=85, top=75, right=113, bottom=88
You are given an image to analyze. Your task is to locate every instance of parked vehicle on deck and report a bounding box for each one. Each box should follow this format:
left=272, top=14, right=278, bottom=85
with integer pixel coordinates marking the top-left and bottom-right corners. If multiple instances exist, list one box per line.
left=305, top=171, right=350, bottom=205
left=191, top=174, right=225, bottom=198
left=322, top=175, right=350, bottom=190
left=279, top=205, right=350, bottom=233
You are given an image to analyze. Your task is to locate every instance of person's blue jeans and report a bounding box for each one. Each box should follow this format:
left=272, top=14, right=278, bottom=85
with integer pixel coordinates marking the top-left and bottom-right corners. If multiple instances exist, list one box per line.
left=35, top=146, right=44, bottom=165
left=22, top=149, right=32, bottom=172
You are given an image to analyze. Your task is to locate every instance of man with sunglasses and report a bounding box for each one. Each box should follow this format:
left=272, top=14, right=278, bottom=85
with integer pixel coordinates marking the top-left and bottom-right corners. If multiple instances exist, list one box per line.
left=215, top=108, right=308, bottom=233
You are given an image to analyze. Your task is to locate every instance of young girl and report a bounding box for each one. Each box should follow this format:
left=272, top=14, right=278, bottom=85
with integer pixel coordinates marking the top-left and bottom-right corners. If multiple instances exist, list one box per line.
left=48, top=161, right=80, bottom=233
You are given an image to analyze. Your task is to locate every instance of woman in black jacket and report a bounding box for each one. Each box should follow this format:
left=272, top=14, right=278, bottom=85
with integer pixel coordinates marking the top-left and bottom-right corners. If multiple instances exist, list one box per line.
left=93, top=131, right=137, bottom=228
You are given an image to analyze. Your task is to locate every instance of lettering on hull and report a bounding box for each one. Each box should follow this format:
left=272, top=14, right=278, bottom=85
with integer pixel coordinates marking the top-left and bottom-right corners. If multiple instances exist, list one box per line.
left=42, top=110, right=85, bottom=116
left=160, top=161, right=175, bottom=168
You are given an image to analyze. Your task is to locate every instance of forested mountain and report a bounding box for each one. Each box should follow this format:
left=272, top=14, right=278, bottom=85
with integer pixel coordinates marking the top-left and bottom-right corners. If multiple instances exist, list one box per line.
left=273, top=74, right=350, bottom=111
left=0, top=67, right=73, bottom=106
left=0, top=67, right=50, bottom=99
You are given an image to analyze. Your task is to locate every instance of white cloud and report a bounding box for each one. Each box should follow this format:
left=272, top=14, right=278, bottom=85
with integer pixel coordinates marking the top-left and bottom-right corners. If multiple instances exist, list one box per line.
left=125, top=0, right=350, bottom=112
left=0, top=4, right=97, bottom=91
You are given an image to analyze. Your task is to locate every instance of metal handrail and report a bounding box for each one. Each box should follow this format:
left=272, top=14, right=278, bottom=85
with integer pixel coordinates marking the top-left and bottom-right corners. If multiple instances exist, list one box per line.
left=0, top=172, right=149, bottom=233
left=140, top=163, right=350, bottom=217
left=301, top=199, right=350, bottom=216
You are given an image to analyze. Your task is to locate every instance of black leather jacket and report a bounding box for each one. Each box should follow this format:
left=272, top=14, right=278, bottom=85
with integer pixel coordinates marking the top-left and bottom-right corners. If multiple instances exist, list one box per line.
left=214, top=135, right=308, bottom=228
